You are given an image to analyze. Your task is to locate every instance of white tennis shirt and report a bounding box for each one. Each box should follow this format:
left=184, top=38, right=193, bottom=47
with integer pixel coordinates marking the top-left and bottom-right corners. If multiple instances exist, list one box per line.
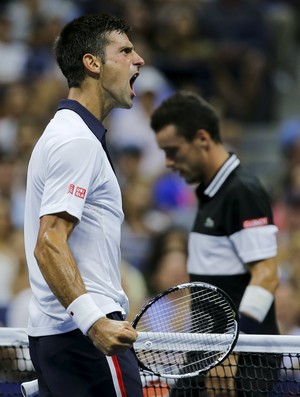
left=24, top=100, right=128, bottom=336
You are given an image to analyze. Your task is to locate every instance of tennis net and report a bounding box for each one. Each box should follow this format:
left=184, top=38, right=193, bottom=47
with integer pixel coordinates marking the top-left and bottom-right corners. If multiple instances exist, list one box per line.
left=0, top=328, right=300, bottom=396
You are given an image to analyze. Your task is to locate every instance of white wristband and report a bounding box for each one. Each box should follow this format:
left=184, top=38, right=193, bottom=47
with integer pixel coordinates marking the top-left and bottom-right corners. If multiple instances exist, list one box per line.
left=239, top=285, right=274, bottom=323
left=67, top=294, right=105, bottom=335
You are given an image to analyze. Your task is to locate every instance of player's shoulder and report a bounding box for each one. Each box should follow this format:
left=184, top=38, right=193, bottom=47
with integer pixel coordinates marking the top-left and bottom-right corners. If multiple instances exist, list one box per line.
left=51, top=108, right=92, bottom=136
left=225, top=166, right=268, bottom=201
left=231, top=166, right=263, bottom=189
left=41, top=109, right=98, bottom=148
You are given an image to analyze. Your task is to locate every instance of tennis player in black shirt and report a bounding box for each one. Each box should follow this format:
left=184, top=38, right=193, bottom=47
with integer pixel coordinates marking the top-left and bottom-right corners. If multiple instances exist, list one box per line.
left=150, top=91, right=280, bottom=396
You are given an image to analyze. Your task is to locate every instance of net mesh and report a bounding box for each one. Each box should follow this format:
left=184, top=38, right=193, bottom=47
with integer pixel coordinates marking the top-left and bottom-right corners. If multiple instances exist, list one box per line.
left=0, top=328, right=300, bottom=397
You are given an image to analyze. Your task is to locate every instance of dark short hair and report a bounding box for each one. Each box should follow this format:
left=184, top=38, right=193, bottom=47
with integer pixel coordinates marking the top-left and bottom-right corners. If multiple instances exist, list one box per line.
left=150, top=91, right=221, bottom=143
left=54, top=14, right=131, bottom=88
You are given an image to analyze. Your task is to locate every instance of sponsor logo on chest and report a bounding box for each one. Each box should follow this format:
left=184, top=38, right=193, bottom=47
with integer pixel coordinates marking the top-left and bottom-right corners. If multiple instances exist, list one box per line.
left=204, top=217, right=215, bottom=228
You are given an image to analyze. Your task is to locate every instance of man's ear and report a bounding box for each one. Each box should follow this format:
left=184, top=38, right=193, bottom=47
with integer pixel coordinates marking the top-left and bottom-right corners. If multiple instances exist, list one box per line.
left=194, top=129, right=210, bottom=149
left=82, top=54, right=101, bottom=77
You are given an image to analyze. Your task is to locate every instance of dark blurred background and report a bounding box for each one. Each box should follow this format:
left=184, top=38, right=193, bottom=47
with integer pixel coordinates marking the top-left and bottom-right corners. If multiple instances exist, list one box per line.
left=0, top=0, right=300, bottom=337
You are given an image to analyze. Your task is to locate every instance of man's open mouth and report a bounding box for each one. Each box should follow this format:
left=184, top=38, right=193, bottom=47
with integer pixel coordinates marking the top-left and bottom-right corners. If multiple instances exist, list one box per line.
left=129, top=73, right=139, bottom=94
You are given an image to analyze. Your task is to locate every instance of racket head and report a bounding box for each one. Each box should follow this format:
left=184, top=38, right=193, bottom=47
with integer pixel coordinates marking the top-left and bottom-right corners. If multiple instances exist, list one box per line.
left=132, top=282, right=239, bottom=378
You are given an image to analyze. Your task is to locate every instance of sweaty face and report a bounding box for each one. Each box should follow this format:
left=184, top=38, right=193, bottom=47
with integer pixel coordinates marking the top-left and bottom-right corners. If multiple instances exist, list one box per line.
left=100, top=31, right=144, bottom=110
left=155, top=125, right=204, bottom=184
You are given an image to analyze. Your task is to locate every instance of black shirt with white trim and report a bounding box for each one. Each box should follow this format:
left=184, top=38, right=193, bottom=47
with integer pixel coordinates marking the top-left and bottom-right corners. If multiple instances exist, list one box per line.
left=188, top=153, right=279, bottom=334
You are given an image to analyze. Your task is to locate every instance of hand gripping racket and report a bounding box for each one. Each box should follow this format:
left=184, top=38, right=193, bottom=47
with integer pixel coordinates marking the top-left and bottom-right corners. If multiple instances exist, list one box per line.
left=133, top=282, right=239, bottom=378
left=21, top=282, right=239, bottom=395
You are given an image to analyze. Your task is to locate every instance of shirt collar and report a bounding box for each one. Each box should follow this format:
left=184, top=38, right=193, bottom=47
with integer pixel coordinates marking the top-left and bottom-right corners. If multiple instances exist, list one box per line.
left=197, top=153, right=240, bottom=198
left=57, top=99, right=106, bottom=142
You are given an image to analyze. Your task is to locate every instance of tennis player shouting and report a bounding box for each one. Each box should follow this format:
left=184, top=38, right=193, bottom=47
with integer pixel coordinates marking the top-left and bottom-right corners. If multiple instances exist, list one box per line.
left=24, top=13, right=144, bottom=397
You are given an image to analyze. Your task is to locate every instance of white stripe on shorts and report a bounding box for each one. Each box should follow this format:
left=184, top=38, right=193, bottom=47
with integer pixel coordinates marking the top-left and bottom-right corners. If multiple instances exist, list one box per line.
left=106, top=356, right=125, bottom=397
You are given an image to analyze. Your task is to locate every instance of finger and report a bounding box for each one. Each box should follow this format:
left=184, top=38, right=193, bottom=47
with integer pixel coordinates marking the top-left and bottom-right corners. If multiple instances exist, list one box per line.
left=119, top=323, right=138, bottom=340
left=119, top=330, right=137, bottom=344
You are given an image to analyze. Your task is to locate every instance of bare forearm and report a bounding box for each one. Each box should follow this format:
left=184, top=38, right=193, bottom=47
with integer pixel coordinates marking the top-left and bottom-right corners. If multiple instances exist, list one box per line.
left=34, top=214, right=137, bottom=355
left=248, top=257, right=279, bottom=293
left=35, top=236, right=86, bottom=308
left=35, top=214, right=86, bottom=309
left=239, top=257, right=279, bottom=330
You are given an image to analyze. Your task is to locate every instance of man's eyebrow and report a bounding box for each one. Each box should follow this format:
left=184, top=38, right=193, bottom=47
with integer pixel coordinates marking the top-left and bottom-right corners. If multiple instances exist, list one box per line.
left=120, top=43, right=134, bottom=50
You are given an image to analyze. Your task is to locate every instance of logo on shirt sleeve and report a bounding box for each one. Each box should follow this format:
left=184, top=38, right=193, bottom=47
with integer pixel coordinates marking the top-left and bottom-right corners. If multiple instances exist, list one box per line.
left=68, top=184, right=75, bottom=194
left=243, top=217, right=268, bottom=228
left=67, top=184, right=86, bottom=199
left=75, top=187, right=87, bottom=199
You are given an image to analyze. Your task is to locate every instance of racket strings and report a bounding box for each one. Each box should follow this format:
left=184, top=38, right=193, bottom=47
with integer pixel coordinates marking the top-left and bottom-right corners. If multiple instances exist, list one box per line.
left=138, top=289, right=235, bottom=333
left=134, top=285, right=237, bottom=377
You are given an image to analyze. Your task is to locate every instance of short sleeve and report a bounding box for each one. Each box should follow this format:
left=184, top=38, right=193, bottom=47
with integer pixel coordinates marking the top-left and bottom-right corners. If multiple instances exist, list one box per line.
left=40, top=137, right=101, bottom=221
left=224, top=180, right=274, bottom=235
left=225, top=182, right=278, bottom=263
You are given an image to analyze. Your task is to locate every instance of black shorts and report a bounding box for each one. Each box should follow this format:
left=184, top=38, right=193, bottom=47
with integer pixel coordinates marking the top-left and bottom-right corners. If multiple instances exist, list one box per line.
left=29, top=312, right=143, bottom=397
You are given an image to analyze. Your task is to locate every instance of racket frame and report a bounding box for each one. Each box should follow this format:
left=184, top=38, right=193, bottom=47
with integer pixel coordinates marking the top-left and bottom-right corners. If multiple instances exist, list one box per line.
left=132, top=281, right=239, bottom=378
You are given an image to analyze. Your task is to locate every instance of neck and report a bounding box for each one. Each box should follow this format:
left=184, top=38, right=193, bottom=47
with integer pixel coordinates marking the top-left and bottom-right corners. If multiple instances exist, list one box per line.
left=68, top=82, right=105, bottom=121
left=204, top=145, right=230, bottom=185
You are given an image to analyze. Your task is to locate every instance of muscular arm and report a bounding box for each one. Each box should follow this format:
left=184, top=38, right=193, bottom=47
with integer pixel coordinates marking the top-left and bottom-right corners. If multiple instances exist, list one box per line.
left=239, top=257, right=279, bottom=329
left=247, top=257, right=279, bottom=294
left=34, top=213, right=85, bottom=307
left=34, top=213, right=138, bottom=355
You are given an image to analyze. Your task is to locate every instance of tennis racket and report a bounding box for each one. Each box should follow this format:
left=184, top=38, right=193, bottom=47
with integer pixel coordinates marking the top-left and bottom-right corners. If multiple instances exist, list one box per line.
left=21, top=282, right=239, bottom=395
left=133, top=281, right=239, bottom=378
